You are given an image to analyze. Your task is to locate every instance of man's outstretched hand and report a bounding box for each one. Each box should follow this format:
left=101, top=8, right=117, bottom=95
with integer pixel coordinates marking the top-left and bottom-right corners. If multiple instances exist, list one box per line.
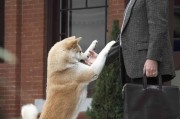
left=84, top=50, right=98, bottom=66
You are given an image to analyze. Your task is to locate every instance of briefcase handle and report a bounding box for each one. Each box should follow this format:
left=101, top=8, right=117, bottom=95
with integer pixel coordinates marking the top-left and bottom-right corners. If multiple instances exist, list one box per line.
left=143, top=73, right=162, bottom=89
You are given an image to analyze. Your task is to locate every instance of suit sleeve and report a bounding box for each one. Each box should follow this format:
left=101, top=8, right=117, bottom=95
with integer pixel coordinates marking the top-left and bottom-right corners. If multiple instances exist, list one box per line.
left=145, top=0, right=169, bottom=62
left=105, top=40, right=120, bottom=65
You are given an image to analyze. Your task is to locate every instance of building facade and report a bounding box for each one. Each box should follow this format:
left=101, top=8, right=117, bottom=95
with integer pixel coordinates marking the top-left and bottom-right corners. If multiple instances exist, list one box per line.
left=0, top=0, right=179, bottom=118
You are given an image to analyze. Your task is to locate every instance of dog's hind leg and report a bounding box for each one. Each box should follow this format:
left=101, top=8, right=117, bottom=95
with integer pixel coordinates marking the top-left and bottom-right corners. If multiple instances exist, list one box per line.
left=90, top=41, right=116, bottom=76
left=84, top=40, right=98, bottom=56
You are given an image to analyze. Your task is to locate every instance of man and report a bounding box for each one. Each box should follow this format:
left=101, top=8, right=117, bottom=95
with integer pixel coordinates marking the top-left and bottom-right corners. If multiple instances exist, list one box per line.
left=86, top=0, right=175, bottom=85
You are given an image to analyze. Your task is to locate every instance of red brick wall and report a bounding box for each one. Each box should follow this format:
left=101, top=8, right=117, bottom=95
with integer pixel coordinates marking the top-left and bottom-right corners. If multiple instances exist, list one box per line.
left=108, top=0, right=125, bottom=34
left=0, top=0, right=21, bottom=118
left=20, top=0, right=45, bottom=104
left=0, top=0, right=46, bottom=118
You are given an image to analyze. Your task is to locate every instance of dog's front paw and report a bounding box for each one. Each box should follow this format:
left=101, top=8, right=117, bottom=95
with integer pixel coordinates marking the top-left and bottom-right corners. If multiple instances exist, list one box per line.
left=101, top=41, right=116, bottom=54
left=91, top=40, right=98, bottom=50
left=107, top=40, right=116, bottom=48
left=84, top=40, right=98, bottom=57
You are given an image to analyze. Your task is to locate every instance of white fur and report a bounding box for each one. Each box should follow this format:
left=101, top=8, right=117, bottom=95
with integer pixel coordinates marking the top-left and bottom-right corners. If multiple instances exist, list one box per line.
left=21, top=104, right=38, bottom=119
left=72, top=84, right=88, bottom=119
left=90, top=41, right=116, bottom=75
left=84, top=40, right=98, bottom=56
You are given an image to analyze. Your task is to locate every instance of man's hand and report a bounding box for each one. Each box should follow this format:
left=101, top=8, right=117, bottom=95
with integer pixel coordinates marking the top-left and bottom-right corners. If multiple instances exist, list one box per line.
left=143, top=59, right=158, bottom=77
left=84, top=50, right=98, bottom=66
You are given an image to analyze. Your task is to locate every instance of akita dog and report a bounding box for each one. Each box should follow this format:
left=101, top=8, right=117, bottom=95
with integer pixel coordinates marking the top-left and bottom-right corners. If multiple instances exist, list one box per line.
left=21, top=36, right=115, bottom=119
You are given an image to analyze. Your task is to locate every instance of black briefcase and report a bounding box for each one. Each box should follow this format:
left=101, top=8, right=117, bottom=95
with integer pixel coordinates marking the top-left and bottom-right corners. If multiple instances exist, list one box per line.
left=123, top=75, right=180, bottom=119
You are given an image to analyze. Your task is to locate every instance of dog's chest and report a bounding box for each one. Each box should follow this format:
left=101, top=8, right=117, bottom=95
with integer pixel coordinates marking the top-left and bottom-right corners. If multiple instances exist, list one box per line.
left=72, top=85, right=88, bottom=119
left=78, top=85, right=88, bottom=109
left=79, top=85, right=87, bottom=100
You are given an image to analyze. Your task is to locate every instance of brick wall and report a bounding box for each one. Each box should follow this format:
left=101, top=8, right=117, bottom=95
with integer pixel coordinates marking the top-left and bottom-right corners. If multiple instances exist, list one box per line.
left=20, top=0, right=45, bottom=105
left=0, top=0, right=46, bottom=118
left=108, top=0, right=125, bottom=34
left=0, top=0, right=22, bottom=118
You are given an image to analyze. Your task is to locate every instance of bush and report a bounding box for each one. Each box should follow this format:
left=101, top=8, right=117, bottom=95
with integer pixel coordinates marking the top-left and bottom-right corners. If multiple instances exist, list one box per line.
left=86, top=20, right=123, bottom=119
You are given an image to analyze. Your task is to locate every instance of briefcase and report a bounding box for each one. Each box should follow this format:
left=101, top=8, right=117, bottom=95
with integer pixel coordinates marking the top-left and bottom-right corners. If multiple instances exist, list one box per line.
left=123, top=75, right=180, bottom=119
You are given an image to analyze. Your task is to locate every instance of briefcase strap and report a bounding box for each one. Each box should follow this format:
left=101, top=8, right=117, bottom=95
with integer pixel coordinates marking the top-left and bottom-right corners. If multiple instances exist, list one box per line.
left=143, top=72, right=163, bottom=89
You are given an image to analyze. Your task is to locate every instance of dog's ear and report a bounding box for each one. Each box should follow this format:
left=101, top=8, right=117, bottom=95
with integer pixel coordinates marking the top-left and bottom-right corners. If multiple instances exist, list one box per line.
left=66, top=37, right=82, bottom=49
left=68, top=36, right=76, bottom=39
left=76, top=37, right=82, bottom=43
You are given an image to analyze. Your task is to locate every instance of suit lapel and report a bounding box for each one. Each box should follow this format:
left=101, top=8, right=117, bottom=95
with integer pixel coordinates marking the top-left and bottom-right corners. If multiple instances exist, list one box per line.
left=121, top=0, right=137, bottom=33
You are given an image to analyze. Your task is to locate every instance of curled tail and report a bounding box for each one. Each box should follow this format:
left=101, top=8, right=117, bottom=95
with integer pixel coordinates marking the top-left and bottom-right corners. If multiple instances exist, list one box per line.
left=21, top=104, right=39, bottom=119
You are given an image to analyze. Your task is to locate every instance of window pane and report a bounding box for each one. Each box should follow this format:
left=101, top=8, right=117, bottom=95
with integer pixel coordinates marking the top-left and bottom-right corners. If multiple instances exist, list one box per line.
left=71, top=0, right=86, bottom=8
left=88, top=0, right=105, bottom=7
left=70, top=8, right=106, bottom=53
left=0, top=0, right=4, bottom=48
left=0, top=0, right=4, bottom=63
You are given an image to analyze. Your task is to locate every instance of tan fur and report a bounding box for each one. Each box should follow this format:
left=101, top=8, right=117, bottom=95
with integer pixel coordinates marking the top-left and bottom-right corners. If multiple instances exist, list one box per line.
left=39, top=36, right=96, bottom=119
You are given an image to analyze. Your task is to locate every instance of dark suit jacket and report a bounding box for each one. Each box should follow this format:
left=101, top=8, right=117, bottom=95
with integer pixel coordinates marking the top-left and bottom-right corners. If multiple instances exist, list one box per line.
left=106, top=0, right=175, bottom=81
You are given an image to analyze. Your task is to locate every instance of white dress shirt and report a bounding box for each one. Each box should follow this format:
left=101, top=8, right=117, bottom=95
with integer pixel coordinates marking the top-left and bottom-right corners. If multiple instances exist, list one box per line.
left=120, top=0, right=133, bottom=45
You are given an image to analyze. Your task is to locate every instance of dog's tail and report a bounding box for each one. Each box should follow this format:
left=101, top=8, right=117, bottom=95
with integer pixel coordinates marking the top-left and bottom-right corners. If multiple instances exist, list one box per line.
left=21, top=104, right=39, bottom=119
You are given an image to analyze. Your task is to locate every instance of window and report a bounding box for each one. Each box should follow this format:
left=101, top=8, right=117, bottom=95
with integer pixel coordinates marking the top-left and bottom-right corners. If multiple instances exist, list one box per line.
left=60, top=0, right=108, bottom=53
left=174, top=0, right=180, bottom=52
left=59, top=0, right=108, bottom=97
left=0, top=0, right=5, bottom=62
left=46, top=0, right=108, bottom=97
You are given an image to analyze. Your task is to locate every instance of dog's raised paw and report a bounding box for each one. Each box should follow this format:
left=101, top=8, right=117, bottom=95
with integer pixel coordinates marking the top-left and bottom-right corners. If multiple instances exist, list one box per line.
left=92, top=40, right=98, bottom=44
left=100, top=40, right=116, bottom=55
left=92, top=40, right=98, bottom=46
left=91, top=40, right=98, bottom=50
left=107, top=41, right=116, bottom=47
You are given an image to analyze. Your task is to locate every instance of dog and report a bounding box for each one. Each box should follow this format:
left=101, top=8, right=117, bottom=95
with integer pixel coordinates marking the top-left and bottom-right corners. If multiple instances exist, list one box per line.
left=21, top=36, right=116, bottom=119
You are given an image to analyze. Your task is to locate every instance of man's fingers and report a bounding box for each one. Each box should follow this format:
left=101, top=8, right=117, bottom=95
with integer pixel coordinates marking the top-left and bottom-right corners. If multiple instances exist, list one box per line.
left=144, top=59, right=158, bottom=78
left=89, top=50, right=98, bottom=57
left=145, top=67, right=158, bottom=77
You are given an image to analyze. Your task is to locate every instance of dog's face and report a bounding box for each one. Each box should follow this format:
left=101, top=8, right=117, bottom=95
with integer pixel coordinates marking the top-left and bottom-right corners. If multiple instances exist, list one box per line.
left=48, top=36, right=88, bottom=67
left=63, top=36, right=88, bottom=62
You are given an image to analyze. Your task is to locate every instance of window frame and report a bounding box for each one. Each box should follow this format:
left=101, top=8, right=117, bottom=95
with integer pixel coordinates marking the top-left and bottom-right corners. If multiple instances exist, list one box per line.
left=0, top=0, right=5, bottom=63
left=60, top=0, right=108, bottom=97
left=59, top=0, right=108, bottom=42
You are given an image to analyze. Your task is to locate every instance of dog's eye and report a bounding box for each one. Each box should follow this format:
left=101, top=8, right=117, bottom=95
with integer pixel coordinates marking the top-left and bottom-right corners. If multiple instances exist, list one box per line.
left=79, top=51, right=82, bottom=53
